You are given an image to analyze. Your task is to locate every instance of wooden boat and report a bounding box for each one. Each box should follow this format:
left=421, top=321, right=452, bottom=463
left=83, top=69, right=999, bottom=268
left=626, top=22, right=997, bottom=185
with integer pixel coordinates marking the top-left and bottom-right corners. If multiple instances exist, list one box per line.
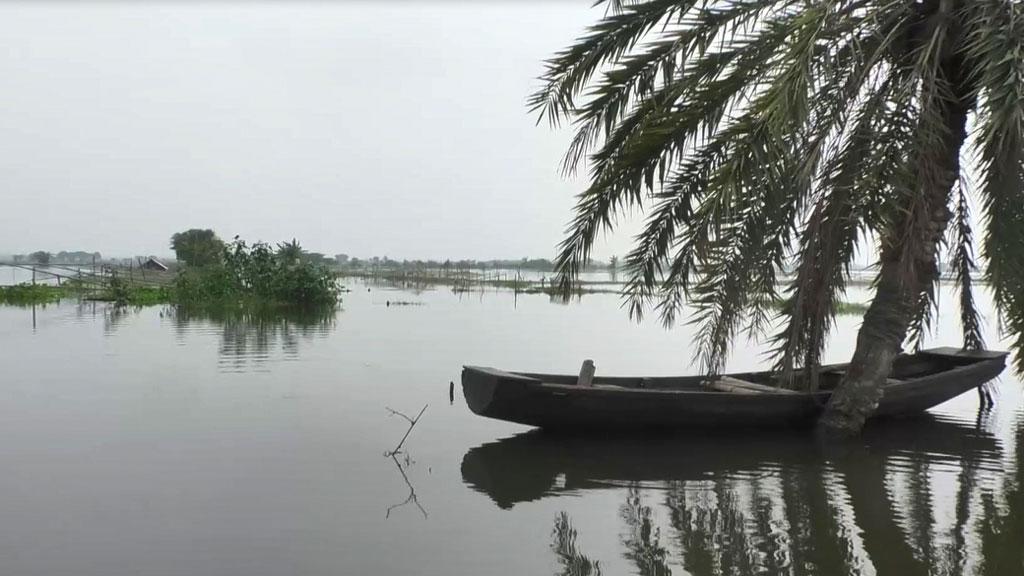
left=461, top=347, right=1007, bottom=430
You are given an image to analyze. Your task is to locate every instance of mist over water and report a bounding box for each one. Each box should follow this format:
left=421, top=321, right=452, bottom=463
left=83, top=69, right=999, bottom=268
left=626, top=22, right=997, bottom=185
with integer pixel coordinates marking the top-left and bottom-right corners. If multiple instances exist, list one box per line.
left=0, top=281, right=1020, bottom=575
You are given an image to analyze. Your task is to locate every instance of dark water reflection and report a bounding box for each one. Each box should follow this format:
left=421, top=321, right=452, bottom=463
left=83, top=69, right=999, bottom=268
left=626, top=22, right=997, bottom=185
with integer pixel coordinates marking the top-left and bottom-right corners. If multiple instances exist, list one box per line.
left=464, top=413, right=1022, bottom=575
left=166, top=306, right=336, bottom=371
left=95, top=304, right=338, bottom=371
left=0, top=283, right=1020, bottom=575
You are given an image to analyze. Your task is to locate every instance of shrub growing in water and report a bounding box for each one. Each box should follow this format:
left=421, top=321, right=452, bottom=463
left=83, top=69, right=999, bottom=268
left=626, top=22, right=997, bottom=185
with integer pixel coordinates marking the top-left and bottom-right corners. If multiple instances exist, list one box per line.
left=174, top=238, right=340, bottom=306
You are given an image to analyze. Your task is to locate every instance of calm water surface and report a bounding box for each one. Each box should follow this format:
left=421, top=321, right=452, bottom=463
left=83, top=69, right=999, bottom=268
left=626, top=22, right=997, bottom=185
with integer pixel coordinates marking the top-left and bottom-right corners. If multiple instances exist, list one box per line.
left=0, top=282, right=1020, bottom=575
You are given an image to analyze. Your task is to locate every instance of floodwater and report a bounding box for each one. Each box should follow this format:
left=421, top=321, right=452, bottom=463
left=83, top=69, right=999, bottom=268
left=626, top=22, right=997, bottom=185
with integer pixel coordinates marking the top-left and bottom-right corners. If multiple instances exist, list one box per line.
left=0, top=281, right=1020, bottom=575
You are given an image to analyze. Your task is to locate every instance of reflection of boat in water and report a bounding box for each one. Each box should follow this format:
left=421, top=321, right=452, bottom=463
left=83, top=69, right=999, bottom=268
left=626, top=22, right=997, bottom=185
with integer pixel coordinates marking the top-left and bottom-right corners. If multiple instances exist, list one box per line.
left=461, top=415, right=1002, bottom=509
left=464, top=408, right=1022, bottom=575
left=462, top=348, right=1007, bottom=430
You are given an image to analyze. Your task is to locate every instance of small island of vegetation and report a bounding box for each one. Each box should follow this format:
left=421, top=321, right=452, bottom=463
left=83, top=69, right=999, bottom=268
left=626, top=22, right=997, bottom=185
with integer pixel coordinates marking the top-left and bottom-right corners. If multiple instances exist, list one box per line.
left=0, top=229, right=341, bottom=309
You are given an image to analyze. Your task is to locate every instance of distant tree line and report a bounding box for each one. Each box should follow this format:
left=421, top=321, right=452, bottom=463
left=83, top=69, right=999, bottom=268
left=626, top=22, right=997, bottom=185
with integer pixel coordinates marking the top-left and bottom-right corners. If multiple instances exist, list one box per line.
left=10, top=250, right=102, bottom=265
left=330, top=255, right=616, bottom=272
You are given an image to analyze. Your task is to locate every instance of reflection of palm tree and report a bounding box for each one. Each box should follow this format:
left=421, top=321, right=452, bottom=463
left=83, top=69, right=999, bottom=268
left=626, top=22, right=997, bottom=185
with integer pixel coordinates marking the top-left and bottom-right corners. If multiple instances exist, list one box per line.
left=552, top=512, right=601, bottom=576
left=748, top=477, right=790, bottom=576
left=620, top=487, right=672, bottom=576
left=904, top=458, right=936, bottom=574
left=467, top=417, right=1012, bottom=576
left=664, top=484, right=716, bottom=576
left=664, top=468, right=860, bottom=576
left=833, top=444, right=928, bottom=576
left=949, top=434, right=984, bottom=575
left=667, top=480, right=763, bottom=576
left=777, top=467, right=856, bottom=576
left=975, top=411, right=1023, bottom=575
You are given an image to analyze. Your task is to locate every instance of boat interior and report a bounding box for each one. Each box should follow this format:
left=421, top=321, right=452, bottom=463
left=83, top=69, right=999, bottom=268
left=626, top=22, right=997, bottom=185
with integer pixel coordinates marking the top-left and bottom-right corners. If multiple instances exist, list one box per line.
left=520, top=350, right=989, bottom=394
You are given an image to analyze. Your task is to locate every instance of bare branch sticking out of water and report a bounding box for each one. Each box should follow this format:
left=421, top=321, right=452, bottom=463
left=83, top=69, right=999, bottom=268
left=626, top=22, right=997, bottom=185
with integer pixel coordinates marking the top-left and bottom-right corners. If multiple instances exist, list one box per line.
left=384, top=404, right=428, bottom=457
left=386, top=453, right=428, bottom=520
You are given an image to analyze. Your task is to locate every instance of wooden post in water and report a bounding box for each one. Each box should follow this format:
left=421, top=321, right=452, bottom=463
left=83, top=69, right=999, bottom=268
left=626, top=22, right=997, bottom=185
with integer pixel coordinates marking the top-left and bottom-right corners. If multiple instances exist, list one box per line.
left=31, top=266, right=35, bottom=286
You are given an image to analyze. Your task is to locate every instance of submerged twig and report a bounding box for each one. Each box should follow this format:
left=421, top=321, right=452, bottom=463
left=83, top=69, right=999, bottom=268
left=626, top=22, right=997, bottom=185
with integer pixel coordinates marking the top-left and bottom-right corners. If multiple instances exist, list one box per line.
left=385, top=453, right=428, bottom=519
left=382, top=404, right=429, bottom=519
left=384, top=404, right=427, bottom=457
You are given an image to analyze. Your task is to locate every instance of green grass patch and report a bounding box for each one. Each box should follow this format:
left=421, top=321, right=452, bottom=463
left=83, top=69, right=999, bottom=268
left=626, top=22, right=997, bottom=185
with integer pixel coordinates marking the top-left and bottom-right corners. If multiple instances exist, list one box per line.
left=768, top=298, right=869, bottom=316
left=0, top=282, right=175, bottom=307
left=86, top=285, right=174, bottom=306
left=0, top=284, right=65, bottom=306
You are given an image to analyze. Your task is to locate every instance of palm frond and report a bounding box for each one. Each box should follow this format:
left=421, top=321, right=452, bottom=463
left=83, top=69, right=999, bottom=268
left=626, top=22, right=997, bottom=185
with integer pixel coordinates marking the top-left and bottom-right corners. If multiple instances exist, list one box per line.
left=948, top=175, right=985, bottom=351
left=967, top=0, right=1024, bottom=373
left=773, top=70, right=914, bottom=386
left=528, top=0, right=693, bottom=128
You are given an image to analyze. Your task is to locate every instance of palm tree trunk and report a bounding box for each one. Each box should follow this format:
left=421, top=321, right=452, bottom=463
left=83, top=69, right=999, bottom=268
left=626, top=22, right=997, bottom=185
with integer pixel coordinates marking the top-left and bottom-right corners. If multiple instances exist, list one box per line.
left=820, top=14, right=973, bottom=435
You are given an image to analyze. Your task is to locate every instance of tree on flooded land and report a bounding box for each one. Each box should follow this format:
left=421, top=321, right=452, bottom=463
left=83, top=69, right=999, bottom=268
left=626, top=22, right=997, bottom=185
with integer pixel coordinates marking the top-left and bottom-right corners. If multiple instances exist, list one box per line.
left=29, top=251, right=50, bottom=265
left=170, top=229, right=224, bottom=267
left=276, top=238, right=305, bottom=266
left=174, top=237, right=340, bottom=307
left=533, top=0, right=1024, bottom=434
left=55, top=251, right=101, bottom=264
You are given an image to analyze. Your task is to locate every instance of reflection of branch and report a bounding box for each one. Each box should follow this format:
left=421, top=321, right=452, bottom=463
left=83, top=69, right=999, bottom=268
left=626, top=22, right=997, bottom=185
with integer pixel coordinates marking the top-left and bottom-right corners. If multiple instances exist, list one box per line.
left=385, top=404, right=427, bottom=457
left=386, top=454, right=428, bottom=519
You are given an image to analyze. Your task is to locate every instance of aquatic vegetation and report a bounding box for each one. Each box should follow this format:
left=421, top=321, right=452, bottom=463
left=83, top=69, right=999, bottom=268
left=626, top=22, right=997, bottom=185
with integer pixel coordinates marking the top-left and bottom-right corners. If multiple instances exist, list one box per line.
left=0, top=281, right=174, bottom=307
left=174, top=238, right=341, bottom=307
left=0, top=284, right=64, bottom=305
left=769, top=298, right=869, bottom=317
left=2, top=236, right=337, bottom=310
left=90, top=276, right=173, bottom=305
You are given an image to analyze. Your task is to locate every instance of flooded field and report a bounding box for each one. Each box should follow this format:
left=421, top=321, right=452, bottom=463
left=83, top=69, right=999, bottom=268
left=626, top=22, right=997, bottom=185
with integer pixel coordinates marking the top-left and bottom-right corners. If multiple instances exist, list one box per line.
left=0, top=282, right=1020, bottom=575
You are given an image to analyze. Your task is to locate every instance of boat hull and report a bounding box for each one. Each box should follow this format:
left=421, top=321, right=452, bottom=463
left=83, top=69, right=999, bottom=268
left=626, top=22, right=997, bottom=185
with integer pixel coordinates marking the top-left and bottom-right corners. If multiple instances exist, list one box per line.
left=462, top=348, right=1007, bottom=430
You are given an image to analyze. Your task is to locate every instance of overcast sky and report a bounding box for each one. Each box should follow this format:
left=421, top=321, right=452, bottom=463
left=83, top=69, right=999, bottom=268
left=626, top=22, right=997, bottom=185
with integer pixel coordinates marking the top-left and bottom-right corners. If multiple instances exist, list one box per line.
left=0, top=1, right=641, bottom=260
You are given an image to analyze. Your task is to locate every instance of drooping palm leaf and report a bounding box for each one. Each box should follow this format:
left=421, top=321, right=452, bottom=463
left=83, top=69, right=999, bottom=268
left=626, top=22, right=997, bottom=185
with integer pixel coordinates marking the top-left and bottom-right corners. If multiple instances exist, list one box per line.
left=967, top=0, right=1024, bottom=374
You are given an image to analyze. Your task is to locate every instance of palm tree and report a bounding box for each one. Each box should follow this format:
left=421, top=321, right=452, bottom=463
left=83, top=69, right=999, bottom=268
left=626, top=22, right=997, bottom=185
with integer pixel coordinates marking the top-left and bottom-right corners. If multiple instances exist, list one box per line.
left=532, top=0, right=1024, bottom=433
left=276, top=239, right=305, bottom=266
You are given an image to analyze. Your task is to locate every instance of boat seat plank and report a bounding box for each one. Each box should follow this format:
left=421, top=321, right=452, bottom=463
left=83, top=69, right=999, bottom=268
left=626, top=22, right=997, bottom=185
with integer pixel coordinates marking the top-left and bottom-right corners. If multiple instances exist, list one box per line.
left=707, top=377, right=800, bottom=395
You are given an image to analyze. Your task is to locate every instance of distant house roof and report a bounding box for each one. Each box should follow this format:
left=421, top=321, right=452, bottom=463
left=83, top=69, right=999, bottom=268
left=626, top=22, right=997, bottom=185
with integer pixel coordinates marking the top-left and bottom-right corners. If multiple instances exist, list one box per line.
left=140, top=257, right=169, bottom=271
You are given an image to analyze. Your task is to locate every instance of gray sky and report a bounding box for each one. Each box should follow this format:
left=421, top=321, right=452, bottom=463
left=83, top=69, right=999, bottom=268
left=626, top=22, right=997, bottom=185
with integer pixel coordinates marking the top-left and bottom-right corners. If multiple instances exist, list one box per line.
left=0, top=1, right=635, bottom=260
